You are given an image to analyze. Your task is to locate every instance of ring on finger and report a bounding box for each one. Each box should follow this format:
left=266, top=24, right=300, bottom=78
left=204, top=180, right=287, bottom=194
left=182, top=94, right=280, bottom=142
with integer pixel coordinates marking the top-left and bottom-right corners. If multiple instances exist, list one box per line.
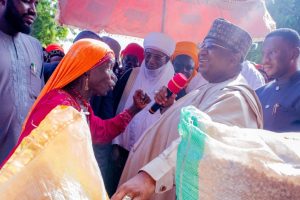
left=122, top=195, right=133, bottom=200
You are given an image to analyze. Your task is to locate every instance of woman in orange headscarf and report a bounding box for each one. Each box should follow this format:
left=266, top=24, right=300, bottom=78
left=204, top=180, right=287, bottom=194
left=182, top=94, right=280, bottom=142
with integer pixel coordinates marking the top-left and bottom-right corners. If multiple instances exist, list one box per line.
left=171, top=41, right=199, bottom=99
left=1, top=39, right=150, bottom=167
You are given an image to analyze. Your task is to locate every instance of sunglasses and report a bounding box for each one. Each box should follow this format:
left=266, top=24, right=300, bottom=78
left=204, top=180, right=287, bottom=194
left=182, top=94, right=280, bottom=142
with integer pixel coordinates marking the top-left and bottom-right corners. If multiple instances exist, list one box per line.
left=144, top=51, right=169, bottom=63
left=198, top=42, right=237, bottom=53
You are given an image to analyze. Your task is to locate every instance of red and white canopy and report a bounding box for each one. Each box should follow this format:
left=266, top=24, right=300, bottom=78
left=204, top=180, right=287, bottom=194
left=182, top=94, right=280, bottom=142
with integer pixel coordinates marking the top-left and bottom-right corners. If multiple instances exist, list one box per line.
left=58, top=0, right=276, bottom=42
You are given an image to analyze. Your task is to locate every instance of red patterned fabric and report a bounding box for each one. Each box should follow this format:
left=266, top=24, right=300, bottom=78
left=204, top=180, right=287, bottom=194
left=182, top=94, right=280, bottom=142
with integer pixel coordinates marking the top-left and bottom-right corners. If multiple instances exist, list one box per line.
left=1, top=89, right=133, bottom=168
left=58, top=0, right=275, bottom=42
left=21, top=89, right=133, bottom=144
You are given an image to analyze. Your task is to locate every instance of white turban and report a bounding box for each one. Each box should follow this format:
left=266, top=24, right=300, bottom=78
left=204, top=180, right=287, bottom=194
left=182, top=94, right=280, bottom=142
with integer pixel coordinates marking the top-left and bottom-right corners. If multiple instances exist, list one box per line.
left=143, top=32, right=176, bottom=57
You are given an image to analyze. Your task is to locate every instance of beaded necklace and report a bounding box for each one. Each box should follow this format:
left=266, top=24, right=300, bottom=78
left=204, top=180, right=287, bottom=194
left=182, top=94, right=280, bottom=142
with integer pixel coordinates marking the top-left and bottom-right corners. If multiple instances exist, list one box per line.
left=67, top=88, right=91, bottom=124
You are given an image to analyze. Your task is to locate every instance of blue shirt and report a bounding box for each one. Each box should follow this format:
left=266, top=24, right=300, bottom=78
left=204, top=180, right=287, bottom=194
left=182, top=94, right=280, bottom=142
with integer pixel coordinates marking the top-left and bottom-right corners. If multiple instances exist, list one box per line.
left=0, top=31, right=44, bottom=163
left=256, top=71, right=300, bottom=132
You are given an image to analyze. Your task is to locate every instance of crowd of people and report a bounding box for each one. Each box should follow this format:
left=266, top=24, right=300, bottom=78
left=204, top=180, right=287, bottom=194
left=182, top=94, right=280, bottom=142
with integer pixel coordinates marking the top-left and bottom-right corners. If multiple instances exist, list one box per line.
left=0, top=0, right=299, bottom=200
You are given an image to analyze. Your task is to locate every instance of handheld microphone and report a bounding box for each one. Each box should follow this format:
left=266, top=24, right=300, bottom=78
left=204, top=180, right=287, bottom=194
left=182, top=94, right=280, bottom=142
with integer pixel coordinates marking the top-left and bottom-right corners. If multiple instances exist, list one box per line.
left=149, top=73, right=188, bottom=114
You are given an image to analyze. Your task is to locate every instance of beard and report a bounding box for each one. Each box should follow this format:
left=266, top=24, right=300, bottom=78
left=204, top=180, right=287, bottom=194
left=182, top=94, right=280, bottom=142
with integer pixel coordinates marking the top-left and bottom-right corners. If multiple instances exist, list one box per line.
left=4, top=1, right=32, bottom=34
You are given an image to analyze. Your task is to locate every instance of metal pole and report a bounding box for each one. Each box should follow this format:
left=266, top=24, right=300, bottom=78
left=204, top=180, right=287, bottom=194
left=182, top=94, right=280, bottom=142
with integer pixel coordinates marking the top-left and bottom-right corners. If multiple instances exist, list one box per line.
left=161, top=0, right=167, bottom=33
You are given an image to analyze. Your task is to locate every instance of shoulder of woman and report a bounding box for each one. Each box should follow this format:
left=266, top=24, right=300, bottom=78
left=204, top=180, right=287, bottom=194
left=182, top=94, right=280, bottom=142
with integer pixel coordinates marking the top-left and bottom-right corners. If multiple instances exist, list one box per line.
left=38, top=89, right=79, bottom=110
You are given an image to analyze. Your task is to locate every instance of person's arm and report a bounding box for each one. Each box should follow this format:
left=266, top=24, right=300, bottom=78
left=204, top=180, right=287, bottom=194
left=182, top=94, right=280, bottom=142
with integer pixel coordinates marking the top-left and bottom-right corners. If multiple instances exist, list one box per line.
left=140, top=138, right=180, bottom=193
left=89, top=108, right=134, bottom=144
left=90, top=89, right=151, bottom=144
left=112, top=88, right=262, bottom=200
left=112, top=138, right=180, bottom=200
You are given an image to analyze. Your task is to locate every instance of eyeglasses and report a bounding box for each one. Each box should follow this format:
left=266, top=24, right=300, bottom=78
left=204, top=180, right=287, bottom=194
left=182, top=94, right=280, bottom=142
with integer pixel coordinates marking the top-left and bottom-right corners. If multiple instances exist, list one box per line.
left=198, top=42, right=237, bottom=53
left=144, top=50, right=169, bottom=63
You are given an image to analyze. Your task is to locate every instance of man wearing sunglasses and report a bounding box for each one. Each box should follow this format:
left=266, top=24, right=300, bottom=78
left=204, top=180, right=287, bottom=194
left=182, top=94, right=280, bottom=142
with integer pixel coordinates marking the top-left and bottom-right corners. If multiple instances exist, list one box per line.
left=113, top=19, right=263, bottom=200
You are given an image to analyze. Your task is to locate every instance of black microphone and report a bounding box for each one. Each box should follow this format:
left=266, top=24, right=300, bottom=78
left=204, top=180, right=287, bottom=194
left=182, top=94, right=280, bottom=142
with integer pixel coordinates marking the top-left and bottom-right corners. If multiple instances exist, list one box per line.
left=149, top=73, right=188, bottom=114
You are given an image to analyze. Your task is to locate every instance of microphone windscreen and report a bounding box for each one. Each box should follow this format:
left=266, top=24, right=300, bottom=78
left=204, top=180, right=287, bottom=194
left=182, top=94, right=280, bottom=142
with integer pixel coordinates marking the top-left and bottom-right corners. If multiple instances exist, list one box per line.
left=168, top=73, right=188, bottom=94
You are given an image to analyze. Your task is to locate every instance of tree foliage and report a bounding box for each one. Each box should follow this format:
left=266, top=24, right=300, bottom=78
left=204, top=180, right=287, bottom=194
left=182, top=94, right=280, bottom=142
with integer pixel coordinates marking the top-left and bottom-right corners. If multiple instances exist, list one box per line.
left=246, top=42, right=263, bottom=64
left=246, top=0, right=300, bottom=63
left=31, top=0, right=68, bottom=46
left=267, top=0, right=300, bottom=33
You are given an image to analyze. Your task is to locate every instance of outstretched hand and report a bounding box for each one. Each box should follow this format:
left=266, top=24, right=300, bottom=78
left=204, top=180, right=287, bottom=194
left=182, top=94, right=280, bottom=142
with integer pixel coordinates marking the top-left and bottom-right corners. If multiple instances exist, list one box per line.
left=111, top=171, right=155, bottom=200
left=127, top=89, right=151, bottom=116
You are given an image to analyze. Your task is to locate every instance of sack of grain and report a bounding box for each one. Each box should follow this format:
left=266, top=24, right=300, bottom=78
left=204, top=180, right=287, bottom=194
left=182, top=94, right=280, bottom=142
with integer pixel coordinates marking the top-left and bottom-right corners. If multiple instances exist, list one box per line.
left=0, top=106, right=108, bottom=200
left=176, top=106, right=300, bottom=200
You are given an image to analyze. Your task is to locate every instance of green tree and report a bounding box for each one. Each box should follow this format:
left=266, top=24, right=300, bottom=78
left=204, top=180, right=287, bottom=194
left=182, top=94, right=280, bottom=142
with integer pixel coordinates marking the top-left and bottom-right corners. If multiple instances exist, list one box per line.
left=246, top=42, right=263, bottom=64
left=31, top=0, right=68, bottom=46
left=267, top=0, right=300, bottom=33
left=246, top=0, right=300, bottom=63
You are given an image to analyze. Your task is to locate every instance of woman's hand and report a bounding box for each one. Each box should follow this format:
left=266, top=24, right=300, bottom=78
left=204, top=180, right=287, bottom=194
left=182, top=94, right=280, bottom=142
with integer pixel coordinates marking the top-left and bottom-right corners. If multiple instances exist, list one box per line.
left=128, top=90, right=151, bottom=116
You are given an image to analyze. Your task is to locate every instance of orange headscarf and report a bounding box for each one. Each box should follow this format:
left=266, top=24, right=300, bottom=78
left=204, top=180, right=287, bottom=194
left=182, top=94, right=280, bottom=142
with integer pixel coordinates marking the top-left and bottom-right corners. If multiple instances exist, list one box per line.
left=171, top=41, right=199, bottom=81
left=24, top=39, right=114, bottom=128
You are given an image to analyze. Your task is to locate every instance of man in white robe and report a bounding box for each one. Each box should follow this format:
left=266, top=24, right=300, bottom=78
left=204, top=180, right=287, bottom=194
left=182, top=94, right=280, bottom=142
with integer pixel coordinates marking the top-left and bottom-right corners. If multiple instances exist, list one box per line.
left=112, top=19, right=263, bottom=200
left=108, top=32, right=176, bottom=196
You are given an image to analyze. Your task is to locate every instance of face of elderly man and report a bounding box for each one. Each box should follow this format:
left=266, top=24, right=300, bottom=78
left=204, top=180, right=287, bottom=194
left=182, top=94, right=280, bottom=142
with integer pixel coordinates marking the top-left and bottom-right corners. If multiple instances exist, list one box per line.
left=144, top=48, right=170, bottom=70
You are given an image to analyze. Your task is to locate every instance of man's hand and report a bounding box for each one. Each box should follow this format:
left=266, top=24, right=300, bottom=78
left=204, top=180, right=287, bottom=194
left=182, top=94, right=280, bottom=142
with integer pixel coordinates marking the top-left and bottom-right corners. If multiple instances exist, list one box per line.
left=111, top=171, right=155, bottom=200
left=154, top=86, right=176, bottom=108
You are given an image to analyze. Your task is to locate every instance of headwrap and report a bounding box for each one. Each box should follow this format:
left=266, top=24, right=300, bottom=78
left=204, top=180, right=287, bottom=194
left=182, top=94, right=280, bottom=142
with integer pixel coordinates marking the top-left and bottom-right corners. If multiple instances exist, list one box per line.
left=121, top=43, right=144, bottom=65
left=171, top=41, right=199, bottom=80
left=143, top=32, right=176, bottom=56
left=102, top=36, right=121, bottom=59
left=205, top=18, right=252, bottom=59
left=45, top=43, right=65, bottom=54
left=23, top=39, right=114, bottom=128
left=73, top=30, right=102, bottom=43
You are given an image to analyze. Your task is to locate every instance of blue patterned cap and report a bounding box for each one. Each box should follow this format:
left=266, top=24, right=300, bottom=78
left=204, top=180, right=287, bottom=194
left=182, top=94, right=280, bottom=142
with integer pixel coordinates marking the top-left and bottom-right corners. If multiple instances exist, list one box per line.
left=205, top=18, right=252, bottom=59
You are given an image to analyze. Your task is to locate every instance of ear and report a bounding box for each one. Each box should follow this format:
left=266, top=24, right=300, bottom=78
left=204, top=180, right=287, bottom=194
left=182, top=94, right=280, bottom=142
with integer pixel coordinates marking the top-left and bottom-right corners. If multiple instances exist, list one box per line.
left=229, top=52, right=242, bottom=66
left=288, top=47, right=300, bottom=63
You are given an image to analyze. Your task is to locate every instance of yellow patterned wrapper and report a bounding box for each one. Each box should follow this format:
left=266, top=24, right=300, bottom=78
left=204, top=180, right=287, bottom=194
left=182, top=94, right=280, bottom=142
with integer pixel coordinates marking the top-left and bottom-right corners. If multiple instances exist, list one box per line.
left=0, top=105, right=109, bottom=200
